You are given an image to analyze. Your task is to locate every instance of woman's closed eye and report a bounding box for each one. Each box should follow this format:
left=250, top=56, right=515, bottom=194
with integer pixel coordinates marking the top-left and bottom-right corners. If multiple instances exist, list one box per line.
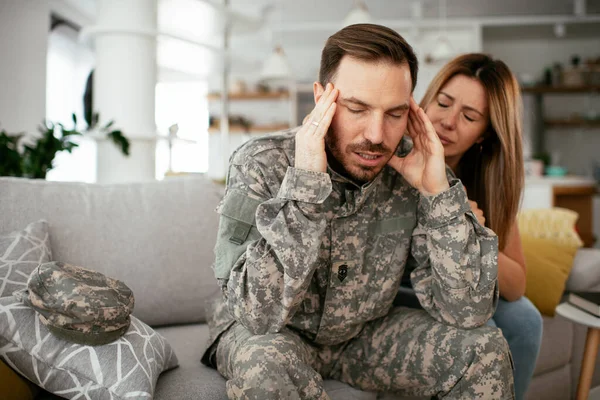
left=464, top=112, right=479, bottom=122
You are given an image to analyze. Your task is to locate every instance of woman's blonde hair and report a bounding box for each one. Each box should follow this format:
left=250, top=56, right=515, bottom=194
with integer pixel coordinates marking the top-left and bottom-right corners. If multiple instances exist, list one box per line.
left=420, top=53, right=524, bottom=250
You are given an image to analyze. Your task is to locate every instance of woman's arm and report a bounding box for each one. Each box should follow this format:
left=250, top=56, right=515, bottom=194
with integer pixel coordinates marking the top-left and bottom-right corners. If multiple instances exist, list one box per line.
left=497, top=222, right=527, bottom=301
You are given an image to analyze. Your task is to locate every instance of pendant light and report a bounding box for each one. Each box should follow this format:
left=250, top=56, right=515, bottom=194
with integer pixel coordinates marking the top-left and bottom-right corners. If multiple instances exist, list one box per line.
left=260, top=45, right=293, bottom=82
left=428, top=0, right=454, bottom=63
left=342, top=0, right=372, bottom=27
left=260, top=0, right=292, bottom=83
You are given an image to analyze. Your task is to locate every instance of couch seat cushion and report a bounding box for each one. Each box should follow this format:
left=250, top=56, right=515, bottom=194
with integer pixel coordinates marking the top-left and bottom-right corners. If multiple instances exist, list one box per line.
left=533, top=315, right=573, bottom=376
left=155, top=324, right=412, bottom=400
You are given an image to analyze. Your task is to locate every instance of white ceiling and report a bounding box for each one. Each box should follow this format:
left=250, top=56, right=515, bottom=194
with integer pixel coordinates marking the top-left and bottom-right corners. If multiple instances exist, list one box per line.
left=229, top=0, right=600, bottom=22
left=53, top=0, right=600, bottom=82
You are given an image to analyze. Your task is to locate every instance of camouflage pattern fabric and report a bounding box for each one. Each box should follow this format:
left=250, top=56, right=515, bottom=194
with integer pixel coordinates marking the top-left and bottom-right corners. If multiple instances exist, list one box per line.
left=217, top=308, right=513, bottom=399
left=202, top=129, right=513, bottom=399
left=15, top=261, right=134, bottom=346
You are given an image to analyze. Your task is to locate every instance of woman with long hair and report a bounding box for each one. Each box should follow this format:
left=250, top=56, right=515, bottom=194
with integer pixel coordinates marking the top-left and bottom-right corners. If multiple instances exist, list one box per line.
left=417, top=53, right=542, bottom=400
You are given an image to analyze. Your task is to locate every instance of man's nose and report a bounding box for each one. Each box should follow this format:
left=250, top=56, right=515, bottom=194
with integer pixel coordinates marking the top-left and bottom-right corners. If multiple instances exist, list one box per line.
left=363, top=114, right=385, bottom=144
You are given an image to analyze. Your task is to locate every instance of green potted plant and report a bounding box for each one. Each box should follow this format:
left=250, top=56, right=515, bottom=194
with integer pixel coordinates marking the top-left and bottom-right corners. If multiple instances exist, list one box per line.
left=0, top=113, right=129, bottom=179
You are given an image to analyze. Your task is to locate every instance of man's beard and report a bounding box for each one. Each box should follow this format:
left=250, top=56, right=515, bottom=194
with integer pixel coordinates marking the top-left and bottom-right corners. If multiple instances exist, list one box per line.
left=324, top=127, right=393, bottom=185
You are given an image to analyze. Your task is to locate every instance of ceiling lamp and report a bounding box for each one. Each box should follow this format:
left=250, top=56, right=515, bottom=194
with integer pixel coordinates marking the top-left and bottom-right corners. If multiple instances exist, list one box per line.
left=260, top=45, right=293, bottom=82
left=431, top=37, right=454, bottom=61
left=260, top=0, right=293, bottom=83
left=426, top=0, right=455, bottom=64
left=342, top=1, right=372, bottom=27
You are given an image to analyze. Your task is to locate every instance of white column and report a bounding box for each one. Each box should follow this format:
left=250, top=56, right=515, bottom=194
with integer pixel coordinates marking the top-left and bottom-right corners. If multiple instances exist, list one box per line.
left=0, top=1, right=49, bottom=135
left=90, top=0, right=157, bottom=183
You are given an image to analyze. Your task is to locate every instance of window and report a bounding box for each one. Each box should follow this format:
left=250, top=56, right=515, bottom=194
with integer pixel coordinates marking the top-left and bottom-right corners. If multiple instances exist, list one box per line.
left=155, top=81, right=209, bottom=179
left=46, top=25, right=210, bottom=182
left=45, top=25, right=96, bottom=183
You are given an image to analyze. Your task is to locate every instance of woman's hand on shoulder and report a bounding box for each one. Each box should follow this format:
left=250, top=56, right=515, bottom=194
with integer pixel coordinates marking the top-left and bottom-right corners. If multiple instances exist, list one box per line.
left=468, top=200, right=486, bottom=226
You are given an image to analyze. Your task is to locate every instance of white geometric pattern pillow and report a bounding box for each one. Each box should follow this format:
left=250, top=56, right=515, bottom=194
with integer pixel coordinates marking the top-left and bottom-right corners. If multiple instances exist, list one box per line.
left=0, top=220, right=52, bottom=297
left=0, top=296, right=179, bottom=399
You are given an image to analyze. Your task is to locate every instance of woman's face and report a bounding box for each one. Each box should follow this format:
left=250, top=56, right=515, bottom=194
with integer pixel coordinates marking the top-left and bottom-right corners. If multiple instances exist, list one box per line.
left=424, top=74, right=490, bottom=168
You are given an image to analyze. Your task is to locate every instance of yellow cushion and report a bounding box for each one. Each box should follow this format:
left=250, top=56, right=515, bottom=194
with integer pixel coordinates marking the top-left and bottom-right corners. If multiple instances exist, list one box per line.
left=518, top=208, right=583, bottom=316
left=518, top=208, right=583, bottom=247
left=0, top=359, right=36, bottom=400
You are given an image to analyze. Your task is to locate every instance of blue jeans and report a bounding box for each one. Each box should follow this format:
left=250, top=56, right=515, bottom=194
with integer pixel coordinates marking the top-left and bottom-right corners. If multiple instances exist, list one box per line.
left=487, top=297, right=543, bottom=400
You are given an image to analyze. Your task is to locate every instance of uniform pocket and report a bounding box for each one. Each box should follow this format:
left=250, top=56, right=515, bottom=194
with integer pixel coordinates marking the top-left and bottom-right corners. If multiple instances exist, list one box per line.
left=214, top=190, right=263, bottom=280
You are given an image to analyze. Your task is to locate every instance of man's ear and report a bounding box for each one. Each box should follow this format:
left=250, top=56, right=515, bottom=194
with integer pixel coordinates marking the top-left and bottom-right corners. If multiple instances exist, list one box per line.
left=313, top=82, right=325, bottom=104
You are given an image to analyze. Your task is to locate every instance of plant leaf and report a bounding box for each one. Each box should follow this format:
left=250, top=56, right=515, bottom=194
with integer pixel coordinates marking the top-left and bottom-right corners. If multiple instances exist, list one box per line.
left=107, top=130, right=130, bottom=156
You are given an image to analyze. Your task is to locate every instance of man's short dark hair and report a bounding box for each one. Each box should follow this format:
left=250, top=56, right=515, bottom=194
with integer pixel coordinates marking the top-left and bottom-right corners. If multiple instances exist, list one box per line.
left=319, top=23, right=418, bottom=91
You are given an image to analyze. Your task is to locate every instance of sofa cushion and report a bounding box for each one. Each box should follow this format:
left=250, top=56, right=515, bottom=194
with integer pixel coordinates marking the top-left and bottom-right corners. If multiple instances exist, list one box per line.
left=566, top=248, right=600, bottom=292
left=0, top=295, right=178, bottom=400
left=155, top=324, right=380, bottom=400
left=534, top=315, right=573, bottom=376
left=0, top=221, right=52, bottom=298
left=518, top=208, right=583, bottom=247
left=526, top=364, right=572, bottom=400
left=0, top=177, right=222, bottom=326
left=521, top=235, right=580, bottom=316
left=518, top=208, right=582, bottom=316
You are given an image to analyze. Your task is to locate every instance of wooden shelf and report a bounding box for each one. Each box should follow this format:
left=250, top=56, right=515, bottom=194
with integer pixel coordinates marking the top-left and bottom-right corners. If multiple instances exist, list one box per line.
left=545, top=119, right=600, bottom=128
left=522, top=85, right=600, bottom=94
left=553, top=183, right=598, bottom=248
left=208, top=123, right=290, bottom=134
left=207, top=92, right=289, bottom=100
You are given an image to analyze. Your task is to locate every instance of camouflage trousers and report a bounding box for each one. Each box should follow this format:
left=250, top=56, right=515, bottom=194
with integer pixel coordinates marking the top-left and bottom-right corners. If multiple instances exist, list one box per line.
left=215, top=306, right=515, bottom=400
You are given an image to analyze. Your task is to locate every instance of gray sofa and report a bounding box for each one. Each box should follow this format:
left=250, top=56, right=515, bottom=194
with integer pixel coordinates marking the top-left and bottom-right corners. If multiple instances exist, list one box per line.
left=1, top=175, right=599, bottom=400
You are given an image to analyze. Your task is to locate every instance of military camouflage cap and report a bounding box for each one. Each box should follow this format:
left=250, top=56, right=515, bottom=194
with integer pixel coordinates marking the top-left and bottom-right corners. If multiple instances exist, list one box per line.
left=15, top=261, right=135, bottom=346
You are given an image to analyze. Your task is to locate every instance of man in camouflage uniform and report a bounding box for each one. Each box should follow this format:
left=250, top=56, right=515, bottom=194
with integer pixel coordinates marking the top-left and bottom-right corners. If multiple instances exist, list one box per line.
left=201, top=23, right=514, bottom=399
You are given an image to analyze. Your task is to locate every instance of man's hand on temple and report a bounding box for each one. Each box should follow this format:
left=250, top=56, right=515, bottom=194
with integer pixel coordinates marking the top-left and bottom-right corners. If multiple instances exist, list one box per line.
left=295, top=83, right=338, bottom=173
left=387, top=97, right=449, bottom=196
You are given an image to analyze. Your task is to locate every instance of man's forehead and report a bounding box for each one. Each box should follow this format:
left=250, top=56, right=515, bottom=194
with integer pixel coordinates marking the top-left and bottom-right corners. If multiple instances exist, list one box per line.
left=332, top=56, right=412, bottom=99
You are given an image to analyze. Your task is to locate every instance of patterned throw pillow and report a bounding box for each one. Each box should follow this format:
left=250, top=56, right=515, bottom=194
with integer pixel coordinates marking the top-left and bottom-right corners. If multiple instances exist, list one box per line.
left=518, top=207, right=583, bottom=247
left=518, top=208, right=583, bottom=316
left=0, top=295, right=179, bottom=400
left=0, top=220, right=52, bottom=298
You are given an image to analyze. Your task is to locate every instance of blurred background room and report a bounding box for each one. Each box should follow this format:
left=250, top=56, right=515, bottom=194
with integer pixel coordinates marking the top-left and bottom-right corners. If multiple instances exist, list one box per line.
left=0, top=0, right=599, bottom=247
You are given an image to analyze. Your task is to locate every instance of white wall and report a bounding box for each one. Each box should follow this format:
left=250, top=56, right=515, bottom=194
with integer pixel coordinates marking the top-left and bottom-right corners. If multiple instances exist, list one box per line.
left=483, top=29, right=600, bottom=177
left=484, top=28, right=600, bottom=244
left=0, top=0, right=49, bottom=135
left=483, top=36, right=600, bottom=83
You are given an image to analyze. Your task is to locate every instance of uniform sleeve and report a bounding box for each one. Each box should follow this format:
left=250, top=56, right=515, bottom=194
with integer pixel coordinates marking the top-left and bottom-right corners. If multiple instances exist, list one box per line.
left=408, top=178, right=499, bottom=329
left=214, top=159, right=331, bottom=335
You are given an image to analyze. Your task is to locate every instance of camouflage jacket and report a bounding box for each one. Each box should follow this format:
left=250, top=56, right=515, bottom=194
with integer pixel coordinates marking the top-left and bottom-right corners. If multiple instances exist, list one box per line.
left=205, top=128, right=498, bottom=350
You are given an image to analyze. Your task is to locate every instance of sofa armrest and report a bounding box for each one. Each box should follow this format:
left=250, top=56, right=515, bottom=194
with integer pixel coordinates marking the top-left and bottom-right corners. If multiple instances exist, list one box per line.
left=565, top=248, right=600, bottom=292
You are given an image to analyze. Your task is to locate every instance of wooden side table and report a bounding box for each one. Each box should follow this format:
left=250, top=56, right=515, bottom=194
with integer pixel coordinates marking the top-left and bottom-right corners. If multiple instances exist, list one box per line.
left=556, top=302, right=600, bottom=400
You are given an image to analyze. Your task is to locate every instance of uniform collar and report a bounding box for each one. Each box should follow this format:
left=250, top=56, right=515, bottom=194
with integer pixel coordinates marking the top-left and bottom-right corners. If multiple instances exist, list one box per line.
left=327, top=164, right=383, bottom=196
